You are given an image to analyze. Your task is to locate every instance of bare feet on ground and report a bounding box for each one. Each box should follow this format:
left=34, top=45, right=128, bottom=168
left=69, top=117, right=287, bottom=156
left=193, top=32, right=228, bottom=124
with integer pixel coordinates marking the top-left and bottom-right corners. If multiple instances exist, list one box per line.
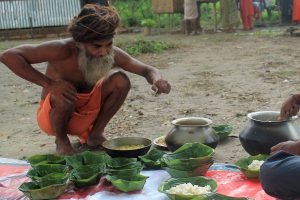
left=55, top=138, right=75, bottom=155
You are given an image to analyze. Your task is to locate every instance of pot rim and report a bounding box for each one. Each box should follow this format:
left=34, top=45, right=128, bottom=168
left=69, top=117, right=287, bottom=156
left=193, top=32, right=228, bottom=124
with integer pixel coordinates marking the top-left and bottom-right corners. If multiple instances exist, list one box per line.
left=171, top=117, right=212, bottom=127
left=247, top=111, right=298, bottom=123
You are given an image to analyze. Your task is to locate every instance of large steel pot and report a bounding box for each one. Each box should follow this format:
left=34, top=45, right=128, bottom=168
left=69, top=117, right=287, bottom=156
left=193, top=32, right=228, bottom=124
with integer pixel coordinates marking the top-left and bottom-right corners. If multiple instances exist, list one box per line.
left=165, top=117, right=219, bottom=151
left=239, top=111, right=300, bottom=155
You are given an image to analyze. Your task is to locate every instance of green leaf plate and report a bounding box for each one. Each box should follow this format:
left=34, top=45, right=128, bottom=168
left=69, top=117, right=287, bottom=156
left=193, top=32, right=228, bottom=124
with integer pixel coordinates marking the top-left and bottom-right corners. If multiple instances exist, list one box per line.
left=27, top=154, right=65, bottom=167
left=107, top=157, right=138, bottom=169
left=212, top=125, right=233, bottom=141
left=65, top=151, right=109, bottom=168
left=106, top=174, right=148, bottom=192
left=191, top=193, right=250, bottom=200
left=159, top=176, right=217, bottom=200
left=164, top=161, right=213, bottom=178
left=27, top=164, right=69, bottom=180
left=235, top=154, right=269, bottom=178
left=69, top=165, right=103, bottom=188
left=139, top=149, right=166, bottom=169
left=19, top=176, right=69, bottom=200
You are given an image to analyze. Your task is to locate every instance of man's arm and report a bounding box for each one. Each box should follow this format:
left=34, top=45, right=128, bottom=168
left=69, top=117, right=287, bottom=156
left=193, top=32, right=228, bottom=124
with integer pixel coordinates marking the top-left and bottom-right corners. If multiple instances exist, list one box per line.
left=271, top=140, right=300, bottom=155
left=113, top=47, right=171, bottom=94
left=279, top=94, right=300, bottom=120
left=0, top=39, right=77, bottom=101
left=0, top=40, right=70, bottom=90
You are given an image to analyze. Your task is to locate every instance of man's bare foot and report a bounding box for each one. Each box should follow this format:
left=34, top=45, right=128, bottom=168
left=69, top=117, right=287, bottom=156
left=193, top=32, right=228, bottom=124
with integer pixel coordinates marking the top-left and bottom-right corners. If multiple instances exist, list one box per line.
left=55, top=138, right=75, bottom=155
left=87, top=132, right=106, bottom=147
left=73, top=142, right=104, bottom=153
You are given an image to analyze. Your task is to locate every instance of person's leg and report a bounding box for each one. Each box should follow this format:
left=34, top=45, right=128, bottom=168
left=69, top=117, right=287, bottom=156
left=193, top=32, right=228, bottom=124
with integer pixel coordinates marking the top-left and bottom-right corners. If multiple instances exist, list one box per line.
left=248, top=15, right=253, bottom=29
left=87, top=71, right=131, bottom=146
left=260, top=151, right=300, bottom=199
left=240, top=10, right=249, bottom=30
left=49, top=93, right=76, bottom=155
left=190, top=18, right=199, bottom=35
left=184, top=19, right=191, bottom=35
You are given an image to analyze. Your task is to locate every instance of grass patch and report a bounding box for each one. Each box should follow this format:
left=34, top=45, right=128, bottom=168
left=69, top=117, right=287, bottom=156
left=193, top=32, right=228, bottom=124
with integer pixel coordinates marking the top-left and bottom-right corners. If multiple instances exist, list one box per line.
left=118, top=39, right=175, bottom=56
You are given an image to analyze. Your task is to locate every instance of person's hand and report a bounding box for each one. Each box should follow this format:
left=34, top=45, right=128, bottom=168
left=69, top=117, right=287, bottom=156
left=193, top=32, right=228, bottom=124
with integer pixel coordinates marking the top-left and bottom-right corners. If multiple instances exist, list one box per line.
left=279, top=95, right=300, bottom=120
left=48, top=80, right=77, bottom=103
left=271, top=140, right=300, bottom=155
left=151, top=79, right=171, bottom=95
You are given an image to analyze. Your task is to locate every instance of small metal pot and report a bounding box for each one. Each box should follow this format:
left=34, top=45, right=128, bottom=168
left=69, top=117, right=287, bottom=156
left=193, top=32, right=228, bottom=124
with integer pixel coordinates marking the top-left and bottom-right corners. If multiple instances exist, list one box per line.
left=239, top=111, right=300, bottom=155
left=165, top=117, right=219, bottom=151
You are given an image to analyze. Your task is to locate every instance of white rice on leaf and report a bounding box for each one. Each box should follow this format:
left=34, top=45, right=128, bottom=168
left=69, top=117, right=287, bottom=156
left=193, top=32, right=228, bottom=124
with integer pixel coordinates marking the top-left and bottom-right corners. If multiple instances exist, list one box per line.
left=166, top=183, right=212, bottom=195
left=248, top=160, right=264, bottom=171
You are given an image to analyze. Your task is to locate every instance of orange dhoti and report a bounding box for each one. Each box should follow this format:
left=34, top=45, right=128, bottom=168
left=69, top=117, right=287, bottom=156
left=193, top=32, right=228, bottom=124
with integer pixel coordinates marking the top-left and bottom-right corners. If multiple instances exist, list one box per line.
left=37, top=80, right=103, bottom=143
left=293, top=0, right=300, bottom=22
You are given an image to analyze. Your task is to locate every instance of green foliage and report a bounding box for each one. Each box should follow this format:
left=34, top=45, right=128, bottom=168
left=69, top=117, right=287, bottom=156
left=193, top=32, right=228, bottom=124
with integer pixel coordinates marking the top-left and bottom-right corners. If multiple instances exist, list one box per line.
left=112, top=0, right=280, bottom=29
left=119, top=39, right=175, bottom=56
left=141, top=19, right=156, bottom=27
left=113, top=0, right=154, bottom=27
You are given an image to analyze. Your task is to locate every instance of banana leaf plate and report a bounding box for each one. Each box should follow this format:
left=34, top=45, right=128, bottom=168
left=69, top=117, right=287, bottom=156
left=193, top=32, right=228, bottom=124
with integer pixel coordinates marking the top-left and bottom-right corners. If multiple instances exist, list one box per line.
left=106, top=174, right=148, bottom=192
left=159, top=176, right=217, bottom=200
left=235, top=154, right=269, bottom=178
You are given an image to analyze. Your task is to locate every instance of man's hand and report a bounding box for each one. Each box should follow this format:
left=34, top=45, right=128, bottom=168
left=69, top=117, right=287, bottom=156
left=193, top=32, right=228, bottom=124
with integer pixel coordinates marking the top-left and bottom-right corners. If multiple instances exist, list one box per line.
left=271, top=140, right=300, bottom=155
left=279, top=95, right=300, bottom=120
left=49, top=80, right=77, bottom=103
left=151, top=79, right=171, bottom=95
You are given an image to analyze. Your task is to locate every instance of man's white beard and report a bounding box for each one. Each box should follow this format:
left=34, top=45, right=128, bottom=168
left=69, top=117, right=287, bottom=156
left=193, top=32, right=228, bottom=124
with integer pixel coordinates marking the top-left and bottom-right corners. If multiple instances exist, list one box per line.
left=78, top=46, right=114, bottom=86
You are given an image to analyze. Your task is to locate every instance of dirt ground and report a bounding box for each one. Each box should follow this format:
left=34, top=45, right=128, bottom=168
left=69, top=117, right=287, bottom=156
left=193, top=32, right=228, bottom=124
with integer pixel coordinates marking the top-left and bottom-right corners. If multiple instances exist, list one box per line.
left=0, top=26, right=299, bottom=164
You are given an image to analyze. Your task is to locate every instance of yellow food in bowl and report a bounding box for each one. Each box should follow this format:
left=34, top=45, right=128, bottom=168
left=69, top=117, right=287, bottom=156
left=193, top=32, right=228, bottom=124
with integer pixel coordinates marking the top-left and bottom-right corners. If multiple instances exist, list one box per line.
left=113, top=145, right=145, bottom=150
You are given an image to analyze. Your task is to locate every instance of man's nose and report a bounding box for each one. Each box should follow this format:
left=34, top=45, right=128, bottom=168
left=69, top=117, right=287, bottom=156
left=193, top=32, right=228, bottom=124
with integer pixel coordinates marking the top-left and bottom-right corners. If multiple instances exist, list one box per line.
left=97, top=48, right=108, bottom=57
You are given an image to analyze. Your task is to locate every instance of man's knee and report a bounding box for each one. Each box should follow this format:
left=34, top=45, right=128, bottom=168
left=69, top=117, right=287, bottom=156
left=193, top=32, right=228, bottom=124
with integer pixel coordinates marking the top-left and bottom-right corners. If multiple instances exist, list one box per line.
left=260, top=152, right=300, bottom=199
left=109, top=71, right=131, bottom=91
left=50, top=94, right=75, bottom=112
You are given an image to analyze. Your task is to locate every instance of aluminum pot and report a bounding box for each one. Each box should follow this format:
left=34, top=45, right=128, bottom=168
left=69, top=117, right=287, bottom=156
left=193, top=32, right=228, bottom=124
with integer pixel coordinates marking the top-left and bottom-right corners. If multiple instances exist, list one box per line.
left=165, top=117, right=219, bottom=151
left=239, top=111, right=300, bottom=155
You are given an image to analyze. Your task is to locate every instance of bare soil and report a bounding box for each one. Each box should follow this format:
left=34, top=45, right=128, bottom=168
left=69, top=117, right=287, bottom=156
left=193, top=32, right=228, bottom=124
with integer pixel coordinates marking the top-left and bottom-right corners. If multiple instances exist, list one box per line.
left=1, top=27, right=299, bottom=164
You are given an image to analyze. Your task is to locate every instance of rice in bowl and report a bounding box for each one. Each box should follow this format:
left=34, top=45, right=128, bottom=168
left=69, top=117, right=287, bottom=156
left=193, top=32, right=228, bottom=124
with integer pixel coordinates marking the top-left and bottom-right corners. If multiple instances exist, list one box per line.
left=166, top=183, right=211, bottom=195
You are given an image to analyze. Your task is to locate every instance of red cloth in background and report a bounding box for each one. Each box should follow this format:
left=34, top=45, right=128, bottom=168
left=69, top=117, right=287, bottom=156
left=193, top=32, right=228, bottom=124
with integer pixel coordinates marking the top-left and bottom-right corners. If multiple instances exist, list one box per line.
left=293, top=0, right=300, bottom=22
left=240, top=0, right=254, bottom=29
left=206, top=170, right=275, bottom=200
left=0, top=165, right=30, bottom=177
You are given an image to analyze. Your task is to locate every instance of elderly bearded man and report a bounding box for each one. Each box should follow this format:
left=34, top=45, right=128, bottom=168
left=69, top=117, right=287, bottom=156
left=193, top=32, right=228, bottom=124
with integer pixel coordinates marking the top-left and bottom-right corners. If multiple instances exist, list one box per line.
left=0, top=5, right=171, bottom=155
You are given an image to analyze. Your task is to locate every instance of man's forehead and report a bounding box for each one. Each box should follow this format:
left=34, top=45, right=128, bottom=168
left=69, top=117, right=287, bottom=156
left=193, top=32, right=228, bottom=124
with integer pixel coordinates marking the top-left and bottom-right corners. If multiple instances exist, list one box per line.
left=91, top=39, right=113, bottom=45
